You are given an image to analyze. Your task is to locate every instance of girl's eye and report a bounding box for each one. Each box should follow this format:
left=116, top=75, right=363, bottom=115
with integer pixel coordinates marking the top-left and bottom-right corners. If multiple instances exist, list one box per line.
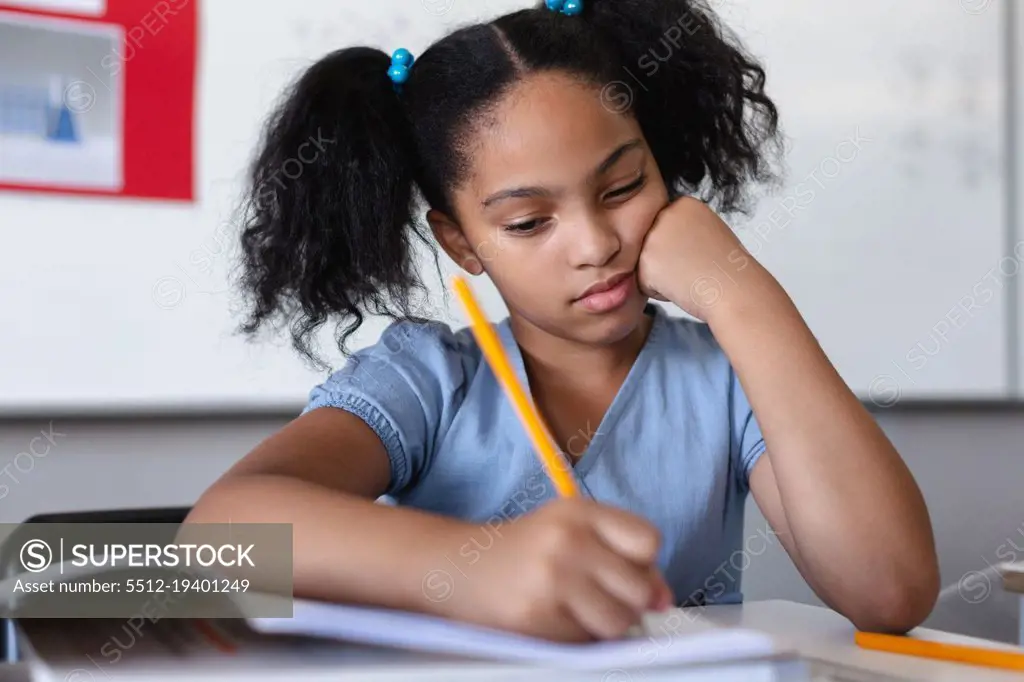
left=604, top=174, right=647, bottom=201
left=503, top=218, right=548, bottom=233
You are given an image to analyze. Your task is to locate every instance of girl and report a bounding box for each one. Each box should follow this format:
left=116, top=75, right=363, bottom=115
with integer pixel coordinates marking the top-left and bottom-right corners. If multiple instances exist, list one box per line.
left=188, top=0, right=940, bottom=642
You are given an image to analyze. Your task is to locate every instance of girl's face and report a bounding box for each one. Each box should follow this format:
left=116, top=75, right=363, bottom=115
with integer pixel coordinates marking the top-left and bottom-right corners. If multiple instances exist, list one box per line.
left=432, top=71, right=670, bottom=346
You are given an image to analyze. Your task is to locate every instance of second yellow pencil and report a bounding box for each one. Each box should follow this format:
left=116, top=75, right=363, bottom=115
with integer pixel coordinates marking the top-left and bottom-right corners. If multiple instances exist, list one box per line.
left=855, top=631, right=1024, bottom=672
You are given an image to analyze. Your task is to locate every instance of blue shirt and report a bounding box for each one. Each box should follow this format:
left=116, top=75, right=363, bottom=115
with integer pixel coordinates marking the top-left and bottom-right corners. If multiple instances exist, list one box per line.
left=303, top=303, right=767, bottom=607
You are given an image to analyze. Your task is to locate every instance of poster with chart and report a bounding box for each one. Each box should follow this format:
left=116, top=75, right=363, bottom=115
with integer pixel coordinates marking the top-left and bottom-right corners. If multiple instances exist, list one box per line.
left=0, top=12, right=122, bottom=190
left=0, top=0, right=196, bottom=201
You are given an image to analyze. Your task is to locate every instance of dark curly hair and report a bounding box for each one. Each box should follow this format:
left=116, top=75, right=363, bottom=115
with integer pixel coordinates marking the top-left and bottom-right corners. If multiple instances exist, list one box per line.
left=236, top=0, right=782, bottom=367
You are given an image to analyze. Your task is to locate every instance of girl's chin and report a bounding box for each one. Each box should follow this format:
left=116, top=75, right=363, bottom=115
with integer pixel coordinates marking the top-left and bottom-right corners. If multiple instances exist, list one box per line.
left=573, top=297, right=650, bottom=341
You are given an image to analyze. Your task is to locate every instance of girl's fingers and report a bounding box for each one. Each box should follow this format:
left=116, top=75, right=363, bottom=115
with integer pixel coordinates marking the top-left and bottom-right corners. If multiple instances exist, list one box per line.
left=588, top=506, right=662, bottom=565
left=583, top=539, right=662, bottom=615
left=524, top=601, right=595, bottom=643
left=565, top=574, right=644, bottom=640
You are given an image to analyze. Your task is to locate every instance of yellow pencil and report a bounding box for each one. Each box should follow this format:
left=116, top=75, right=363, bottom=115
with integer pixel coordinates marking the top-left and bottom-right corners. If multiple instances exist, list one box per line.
left=450, top=275, right=579, bottom=498
left=854, top=631, right=1024, bottom=672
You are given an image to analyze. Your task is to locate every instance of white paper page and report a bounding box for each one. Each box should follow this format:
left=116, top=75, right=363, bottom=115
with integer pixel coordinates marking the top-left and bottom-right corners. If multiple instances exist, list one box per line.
left=999, top=560, right=1024, bottom=574
left=249, top=599, right=780, bottom=670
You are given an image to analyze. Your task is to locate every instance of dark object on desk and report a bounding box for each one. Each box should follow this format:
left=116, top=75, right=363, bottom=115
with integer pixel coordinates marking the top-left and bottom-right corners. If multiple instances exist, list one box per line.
left=16, top=507, right=192, bottom=525
left=1001, top=562, right=1024, bottom=593
left=0, top=506, right=192, bottom=664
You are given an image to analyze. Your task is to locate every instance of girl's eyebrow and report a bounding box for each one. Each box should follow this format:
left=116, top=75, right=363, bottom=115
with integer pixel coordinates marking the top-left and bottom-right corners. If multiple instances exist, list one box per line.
left=481, top=186, right=552, bottom=208
left=594, top=138, right=643, bottom=177
left=480, top=138, right=644, bottom=209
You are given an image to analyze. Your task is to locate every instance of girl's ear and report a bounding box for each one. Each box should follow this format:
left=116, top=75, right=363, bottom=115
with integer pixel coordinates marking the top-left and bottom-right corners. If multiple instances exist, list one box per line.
left=427, top=209, right=484, bottom=276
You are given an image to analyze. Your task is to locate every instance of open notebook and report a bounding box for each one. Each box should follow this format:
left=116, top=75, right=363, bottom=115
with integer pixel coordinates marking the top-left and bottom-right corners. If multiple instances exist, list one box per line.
left=16, top=599, right=915, bottom=681
left=247, top=598, right=783, bottom=670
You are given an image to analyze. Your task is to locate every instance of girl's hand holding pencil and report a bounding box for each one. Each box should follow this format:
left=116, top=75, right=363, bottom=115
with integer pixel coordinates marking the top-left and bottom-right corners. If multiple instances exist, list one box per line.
left=447, top=497, right=674, bottom=643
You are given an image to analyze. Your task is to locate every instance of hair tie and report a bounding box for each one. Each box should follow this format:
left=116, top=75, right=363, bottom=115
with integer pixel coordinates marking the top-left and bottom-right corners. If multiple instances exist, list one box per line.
left=387, top=48, right=415, bottom=89
left=545, top=0, right=583, bottom=15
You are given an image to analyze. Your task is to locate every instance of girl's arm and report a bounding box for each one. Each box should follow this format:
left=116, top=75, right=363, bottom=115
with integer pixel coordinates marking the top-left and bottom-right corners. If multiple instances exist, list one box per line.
left=711, top=266, right=939, bottom=632
left=184, top=409, right=480, bottom=617
left=640, top=198, right=940, bottom=633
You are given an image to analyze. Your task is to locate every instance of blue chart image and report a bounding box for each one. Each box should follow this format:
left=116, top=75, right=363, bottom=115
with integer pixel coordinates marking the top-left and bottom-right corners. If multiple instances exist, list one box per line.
left=0, top=78, right=80, bottom=143
left=49, top=86, right=79, bottom=143
left=0, top=10, right=122, bottom=191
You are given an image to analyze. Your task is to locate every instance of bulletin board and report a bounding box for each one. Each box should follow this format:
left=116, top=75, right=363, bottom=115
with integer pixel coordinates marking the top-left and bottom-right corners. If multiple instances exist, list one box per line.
left=0, top=0, right=196, bottom=201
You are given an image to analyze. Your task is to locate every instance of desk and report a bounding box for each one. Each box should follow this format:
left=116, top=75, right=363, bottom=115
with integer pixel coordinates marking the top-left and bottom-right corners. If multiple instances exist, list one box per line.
left=17, top=600, right=1024, bottom=681
left=690, top=600, right=1024, bottom=682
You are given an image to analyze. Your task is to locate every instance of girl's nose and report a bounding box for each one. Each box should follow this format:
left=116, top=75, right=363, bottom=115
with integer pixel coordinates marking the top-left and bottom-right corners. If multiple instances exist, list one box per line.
left=569, top=211, right=622, bottom=268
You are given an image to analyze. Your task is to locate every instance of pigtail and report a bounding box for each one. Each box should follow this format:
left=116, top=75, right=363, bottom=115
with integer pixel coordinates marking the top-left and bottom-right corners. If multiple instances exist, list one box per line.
left=582, top=0, right=782, bottom=213
left=236, top=47, right=433, bottom=367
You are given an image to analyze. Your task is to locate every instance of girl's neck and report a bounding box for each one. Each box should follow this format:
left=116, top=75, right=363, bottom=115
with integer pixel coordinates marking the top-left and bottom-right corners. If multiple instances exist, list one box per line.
left=507, top=309, right=655, bottom=389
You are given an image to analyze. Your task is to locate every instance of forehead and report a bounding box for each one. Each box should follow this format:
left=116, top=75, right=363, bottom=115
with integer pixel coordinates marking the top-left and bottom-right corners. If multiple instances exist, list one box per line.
left=462, top=72, right=642, bottom=195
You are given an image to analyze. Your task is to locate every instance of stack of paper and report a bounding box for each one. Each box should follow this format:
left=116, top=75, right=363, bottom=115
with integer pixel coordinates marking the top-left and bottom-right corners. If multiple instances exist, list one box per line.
left=247, top=598, right=782, bottom=670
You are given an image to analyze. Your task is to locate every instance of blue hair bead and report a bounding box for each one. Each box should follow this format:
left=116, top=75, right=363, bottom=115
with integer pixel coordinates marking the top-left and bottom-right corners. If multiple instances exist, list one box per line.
left=544, top=0, right=565, bottom=10
left=391, top=48, right=414, bottom=68
left=561, top=0, right=582, bottom=15
left=388, top=64, right=410, bottom=84
left=387, top=48, right=415, bottom=87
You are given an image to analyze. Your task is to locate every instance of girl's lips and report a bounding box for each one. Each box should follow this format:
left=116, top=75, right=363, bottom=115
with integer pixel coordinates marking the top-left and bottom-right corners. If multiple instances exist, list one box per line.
left=575, top=273, right=635, bottom=313
left=577, top=270, right=633, bottom=300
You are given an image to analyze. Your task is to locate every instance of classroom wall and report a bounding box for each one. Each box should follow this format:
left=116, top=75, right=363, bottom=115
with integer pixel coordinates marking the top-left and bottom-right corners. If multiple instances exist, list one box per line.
left=0, top=409, right=1020, bottom=643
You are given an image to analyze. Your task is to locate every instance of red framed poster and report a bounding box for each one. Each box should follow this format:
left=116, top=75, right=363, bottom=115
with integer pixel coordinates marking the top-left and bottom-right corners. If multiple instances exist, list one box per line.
left=0, top=0, right=196, bottom=201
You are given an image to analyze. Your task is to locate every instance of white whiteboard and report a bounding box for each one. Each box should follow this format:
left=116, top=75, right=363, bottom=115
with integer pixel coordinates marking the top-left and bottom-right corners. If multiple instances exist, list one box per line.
left=0, top=0, right=1014, bottom=413
left=718, top=0, right=1011, bottom=402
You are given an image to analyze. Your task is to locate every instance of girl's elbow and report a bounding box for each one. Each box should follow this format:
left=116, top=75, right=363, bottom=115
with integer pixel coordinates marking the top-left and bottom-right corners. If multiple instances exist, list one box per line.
left=850, top=566, right=940, bottom=634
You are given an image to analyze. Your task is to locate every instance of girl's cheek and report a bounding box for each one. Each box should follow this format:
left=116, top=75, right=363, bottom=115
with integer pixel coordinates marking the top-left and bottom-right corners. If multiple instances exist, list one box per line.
left=624, top=204, right=660, bottom=242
